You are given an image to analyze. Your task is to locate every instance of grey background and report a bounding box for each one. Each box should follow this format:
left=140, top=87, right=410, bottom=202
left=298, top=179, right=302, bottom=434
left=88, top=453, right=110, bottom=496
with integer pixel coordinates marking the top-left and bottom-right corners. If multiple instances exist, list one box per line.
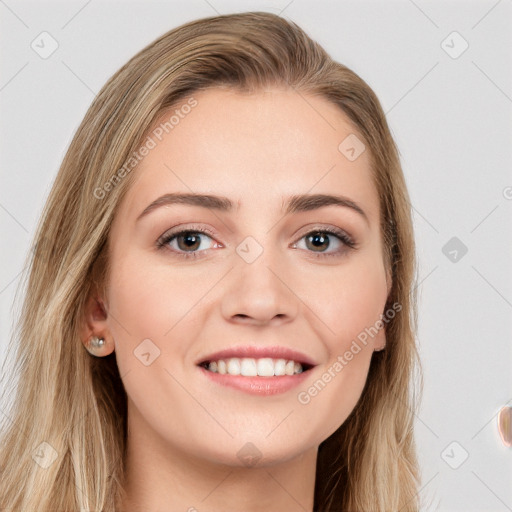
left=1, top=1, right=511, bottom=510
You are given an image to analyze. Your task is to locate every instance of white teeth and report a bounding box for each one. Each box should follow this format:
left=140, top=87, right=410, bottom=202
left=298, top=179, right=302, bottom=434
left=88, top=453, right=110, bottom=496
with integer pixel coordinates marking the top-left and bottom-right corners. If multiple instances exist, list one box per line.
left=205, top=357, right=305, bottom=376
left=227, top=358, right=241, bottom=375
left=218, top=360, right=227, bottom=374
left=257, top=358, right=274, bottom=377
left=274, top=358, right=286, bottom=375
left=240, top=358, right=258, bottom=376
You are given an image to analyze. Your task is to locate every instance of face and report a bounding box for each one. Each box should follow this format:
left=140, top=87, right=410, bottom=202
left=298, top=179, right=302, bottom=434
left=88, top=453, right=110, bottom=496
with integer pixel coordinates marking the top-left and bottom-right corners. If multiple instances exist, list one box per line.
left=96, top=87, right=390, bottom=467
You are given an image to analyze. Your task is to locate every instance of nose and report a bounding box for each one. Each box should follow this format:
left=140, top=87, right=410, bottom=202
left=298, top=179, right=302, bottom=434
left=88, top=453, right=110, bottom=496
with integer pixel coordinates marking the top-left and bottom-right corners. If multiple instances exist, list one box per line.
left=220, top=244, right=299, bottom=327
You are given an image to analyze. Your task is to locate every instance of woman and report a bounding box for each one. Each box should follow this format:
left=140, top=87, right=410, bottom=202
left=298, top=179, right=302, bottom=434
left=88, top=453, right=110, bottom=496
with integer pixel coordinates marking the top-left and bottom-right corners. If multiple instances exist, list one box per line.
left=0, top=11, right=422, bottom=511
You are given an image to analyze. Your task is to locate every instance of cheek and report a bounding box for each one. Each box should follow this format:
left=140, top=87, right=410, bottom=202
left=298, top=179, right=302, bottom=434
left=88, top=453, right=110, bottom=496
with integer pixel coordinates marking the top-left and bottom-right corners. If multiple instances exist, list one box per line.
left=314, top=254, right=388, bottom=349
left=105, top=252, right=216, bottom=374
left=295, top=255, right=387, bottom=438
left=104, top=257, right=209, bottom=434
left=104, top=256, right=177, bottom=367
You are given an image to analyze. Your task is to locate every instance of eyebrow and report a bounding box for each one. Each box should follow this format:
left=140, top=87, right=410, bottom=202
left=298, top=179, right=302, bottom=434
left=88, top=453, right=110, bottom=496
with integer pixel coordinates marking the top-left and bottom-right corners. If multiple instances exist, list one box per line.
left=136, top=192, right=369, bottom=225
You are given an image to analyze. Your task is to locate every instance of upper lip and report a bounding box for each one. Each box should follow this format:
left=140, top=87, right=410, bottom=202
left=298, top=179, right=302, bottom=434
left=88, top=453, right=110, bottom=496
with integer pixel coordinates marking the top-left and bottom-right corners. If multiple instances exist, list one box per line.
left=196, top=346, right=318, bottom=368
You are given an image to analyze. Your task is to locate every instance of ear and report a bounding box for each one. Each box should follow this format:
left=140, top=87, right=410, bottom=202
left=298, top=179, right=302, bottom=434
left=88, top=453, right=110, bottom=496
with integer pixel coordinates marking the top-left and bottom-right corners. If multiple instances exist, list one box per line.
left=80, top=292, right=115, bottom=356
left=385, top=265, right=392, bottom=297
left=373, top=320, right=387, bottom=352
left=374, top=267, right=393, bottom=352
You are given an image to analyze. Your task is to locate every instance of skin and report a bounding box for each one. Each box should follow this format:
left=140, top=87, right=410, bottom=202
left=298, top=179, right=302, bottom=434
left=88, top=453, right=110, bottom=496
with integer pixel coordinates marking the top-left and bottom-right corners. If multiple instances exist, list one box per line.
left=81, top=87, right=390, bottom=512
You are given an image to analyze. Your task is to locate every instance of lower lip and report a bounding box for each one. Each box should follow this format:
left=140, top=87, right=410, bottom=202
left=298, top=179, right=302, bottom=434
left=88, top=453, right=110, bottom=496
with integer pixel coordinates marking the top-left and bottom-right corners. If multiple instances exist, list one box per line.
left=197, top=365, right=313, bottom=396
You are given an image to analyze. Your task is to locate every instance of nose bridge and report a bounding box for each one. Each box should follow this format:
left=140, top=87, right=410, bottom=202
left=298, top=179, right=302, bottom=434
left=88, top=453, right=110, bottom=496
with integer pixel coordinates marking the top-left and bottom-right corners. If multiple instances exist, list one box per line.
left=237, top=237, right=279, bottom=286
left=237, top=231, right=284, bottom=292
left=221, top=230, right=298, bottom=324
left=231, top=203, right=282, bottom=274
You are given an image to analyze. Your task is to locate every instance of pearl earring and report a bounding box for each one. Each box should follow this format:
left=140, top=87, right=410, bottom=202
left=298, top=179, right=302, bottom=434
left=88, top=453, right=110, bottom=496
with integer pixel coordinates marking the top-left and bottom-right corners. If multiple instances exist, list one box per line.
left=86, top=335, right=106, bottom=356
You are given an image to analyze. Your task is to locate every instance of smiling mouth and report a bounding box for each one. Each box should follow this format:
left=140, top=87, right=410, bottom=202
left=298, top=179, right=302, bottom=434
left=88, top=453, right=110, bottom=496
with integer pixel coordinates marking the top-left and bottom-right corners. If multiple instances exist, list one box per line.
left=198, top=357, right=315, bottom=377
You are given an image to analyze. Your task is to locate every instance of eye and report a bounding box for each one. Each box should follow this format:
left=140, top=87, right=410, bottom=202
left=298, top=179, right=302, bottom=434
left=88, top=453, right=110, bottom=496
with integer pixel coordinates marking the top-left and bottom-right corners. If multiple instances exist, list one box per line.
left=292, top=228, right=356, bottom=258
left=157, top=228, right=220, bottom=259
left=156, top=226, right=357, bottom=260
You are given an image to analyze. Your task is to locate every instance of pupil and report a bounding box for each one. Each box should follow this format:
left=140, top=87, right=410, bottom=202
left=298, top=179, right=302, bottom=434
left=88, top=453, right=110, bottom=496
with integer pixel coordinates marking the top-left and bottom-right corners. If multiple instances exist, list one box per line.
left=179, top=233, right=200, bottom=250
left=307, top=232, right=328, bottom=251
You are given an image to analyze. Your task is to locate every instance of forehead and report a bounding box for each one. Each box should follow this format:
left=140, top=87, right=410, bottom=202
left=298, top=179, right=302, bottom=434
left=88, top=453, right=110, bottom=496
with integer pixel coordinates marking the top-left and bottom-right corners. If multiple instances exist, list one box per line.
left=118, top=87, right=379, bottom=222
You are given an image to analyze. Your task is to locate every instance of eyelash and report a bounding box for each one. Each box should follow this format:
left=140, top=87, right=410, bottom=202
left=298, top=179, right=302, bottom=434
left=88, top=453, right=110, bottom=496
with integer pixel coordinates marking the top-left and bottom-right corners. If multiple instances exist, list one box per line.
left=156, top=226, right=357, bottom=260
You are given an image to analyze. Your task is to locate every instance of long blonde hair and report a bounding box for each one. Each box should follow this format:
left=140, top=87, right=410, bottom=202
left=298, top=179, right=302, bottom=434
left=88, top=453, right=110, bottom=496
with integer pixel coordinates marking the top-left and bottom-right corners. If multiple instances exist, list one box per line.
left=0, top=11, right=422, bottom=511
